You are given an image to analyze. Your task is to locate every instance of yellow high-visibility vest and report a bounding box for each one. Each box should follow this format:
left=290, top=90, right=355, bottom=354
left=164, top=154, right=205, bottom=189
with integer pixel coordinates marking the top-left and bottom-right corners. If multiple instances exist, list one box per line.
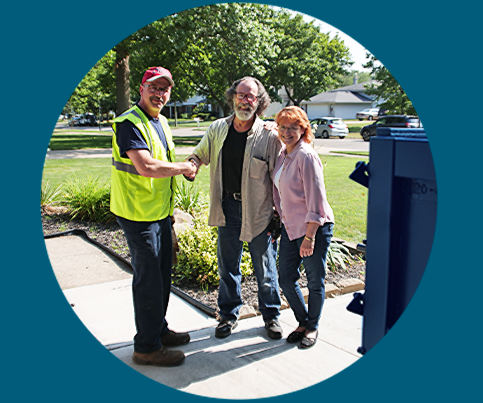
left=110, top=105, right=176, bottom=221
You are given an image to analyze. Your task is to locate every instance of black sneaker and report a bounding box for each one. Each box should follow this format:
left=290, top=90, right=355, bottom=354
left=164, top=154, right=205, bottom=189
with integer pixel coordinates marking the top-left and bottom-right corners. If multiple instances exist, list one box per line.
left=215, top=320, right=238, bottom=338
left=265, top=320, right=283, bottom=340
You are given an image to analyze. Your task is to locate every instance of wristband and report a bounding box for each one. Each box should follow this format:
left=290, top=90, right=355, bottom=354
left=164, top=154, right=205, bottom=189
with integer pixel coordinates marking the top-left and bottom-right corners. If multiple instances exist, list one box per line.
left=304, top=236, right=315, bottom=242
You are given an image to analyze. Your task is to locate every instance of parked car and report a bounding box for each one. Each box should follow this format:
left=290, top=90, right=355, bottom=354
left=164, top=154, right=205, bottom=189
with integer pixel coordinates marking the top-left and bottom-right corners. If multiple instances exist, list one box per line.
left=80, top=113, right=98, bottom=126
left=70, top=114, right=82, bottom=126
left=356, top=108, right=380, bottom=121
left=378, top=109, right=389, bottom=116
left=310, top=117, right=348, bottom=139
left=360, top=115, right=421, bottom=141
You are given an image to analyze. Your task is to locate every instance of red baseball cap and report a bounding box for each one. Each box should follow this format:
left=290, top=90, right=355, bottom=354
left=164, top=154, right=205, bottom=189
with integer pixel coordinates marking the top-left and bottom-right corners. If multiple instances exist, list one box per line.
left=142, top=66, right=174, bottom=86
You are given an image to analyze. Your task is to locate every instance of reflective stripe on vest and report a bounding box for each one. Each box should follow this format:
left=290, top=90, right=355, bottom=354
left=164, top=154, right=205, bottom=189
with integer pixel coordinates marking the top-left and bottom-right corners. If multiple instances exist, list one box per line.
left=111, top=157, right=140, bottom=176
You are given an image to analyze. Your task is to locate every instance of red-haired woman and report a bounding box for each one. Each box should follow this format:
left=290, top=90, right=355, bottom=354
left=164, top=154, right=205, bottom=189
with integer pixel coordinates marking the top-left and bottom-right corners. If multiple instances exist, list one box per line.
left=272, top=106, right=334, bottom=348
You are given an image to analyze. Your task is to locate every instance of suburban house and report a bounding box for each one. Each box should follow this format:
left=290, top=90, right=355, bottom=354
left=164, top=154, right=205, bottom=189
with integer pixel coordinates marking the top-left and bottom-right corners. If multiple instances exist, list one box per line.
left=163, top=95, right=206, bottom=119
left=301, top=80, right=379, bottom=120
left=163, top=94, right=225, bottom=119
left=163, top=95, right=205, bottom=119
left=264, top=79, right=380, bottom=120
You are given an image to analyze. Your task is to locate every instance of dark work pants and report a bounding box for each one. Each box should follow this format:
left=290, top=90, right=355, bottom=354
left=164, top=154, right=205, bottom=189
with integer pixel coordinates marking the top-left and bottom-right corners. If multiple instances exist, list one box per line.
left=117, top=216, right=172, bottom=353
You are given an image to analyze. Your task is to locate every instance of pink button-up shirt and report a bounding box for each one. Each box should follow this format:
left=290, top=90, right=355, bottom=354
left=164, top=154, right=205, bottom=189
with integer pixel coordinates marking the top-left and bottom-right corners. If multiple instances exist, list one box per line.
left=273, top=140, right=334, bottom=241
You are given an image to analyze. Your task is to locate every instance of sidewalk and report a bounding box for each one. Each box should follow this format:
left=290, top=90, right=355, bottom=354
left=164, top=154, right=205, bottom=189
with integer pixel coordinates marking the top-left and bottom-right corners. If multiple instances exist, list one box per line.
left=45, top=147, right=197, bottom=159
left=44, top=232, right=363, bottom=399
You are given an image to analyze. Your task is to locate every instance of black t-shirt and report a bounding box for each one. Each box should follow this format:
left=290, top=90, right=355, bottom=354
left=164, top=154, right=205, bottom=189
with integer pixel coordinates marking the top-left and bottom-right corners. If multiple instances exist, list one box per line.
left=115, top=104, right=169, bottom=158
left=222, top=123, right=249, bottom=194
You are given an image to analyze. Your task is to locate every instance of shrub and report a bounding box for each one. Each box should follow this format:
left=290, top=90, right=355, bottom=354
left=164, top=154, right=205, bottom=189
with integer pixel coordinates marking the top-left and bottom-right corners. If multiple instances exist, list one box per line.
left=41, top=180, right=63, bottom=211
left=192, top=103, right=206, bottom=115
left=197, top=112, right=211, bottom=121
left=173, top=212, right=253, bottom=288
left=63, top=176, right=115, bottom=222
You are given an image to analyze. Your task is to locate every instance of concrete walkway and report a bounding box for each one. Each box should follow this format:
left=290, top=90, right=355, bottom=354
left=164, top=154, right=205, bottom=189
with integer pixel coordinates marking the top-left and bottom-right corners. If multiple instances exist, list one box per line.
left=44, top=232, right=363, bottom=399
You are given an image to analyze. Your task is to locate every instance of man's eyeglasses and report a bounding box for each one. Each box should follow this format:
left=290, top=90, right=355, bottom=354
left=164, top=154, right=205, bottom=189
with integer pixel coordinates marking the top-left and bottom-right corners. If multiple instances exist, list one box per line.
left=143, top=84, right=171, bottom=94
left=235, top=92, right=258, bottom=102
left=279, top=125, right=301, bottom=133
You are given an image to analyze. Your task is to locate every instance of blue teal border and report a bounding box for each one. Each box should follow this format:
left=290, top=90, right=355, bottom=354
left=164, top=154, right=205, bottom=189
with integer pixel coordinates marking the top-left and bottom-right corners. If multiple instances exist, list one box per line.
left=5, top=1, right=480, bottom=401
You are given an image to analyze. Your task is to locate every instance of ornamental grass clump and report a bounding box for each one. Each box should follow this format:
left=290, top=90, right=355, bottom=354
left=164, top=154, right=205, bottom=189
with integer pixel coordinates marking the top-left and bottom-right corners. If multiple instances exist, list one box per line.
left=63, top=176, right=115, bottom=222
left=174, top=181, right=209, bottom=217
left=40, top=180, right=63, bottom=211
left=327, top=241, right=354, bottom=272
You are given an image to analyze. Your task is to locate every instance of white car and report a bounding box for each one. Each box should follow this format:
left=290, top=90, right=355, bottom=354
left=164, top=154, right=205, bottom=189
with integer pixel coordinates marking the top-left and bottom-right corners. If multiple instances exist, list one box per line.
left=310, top=117, right=349, bottom=139
left=356, top=108, right=380, bottom=121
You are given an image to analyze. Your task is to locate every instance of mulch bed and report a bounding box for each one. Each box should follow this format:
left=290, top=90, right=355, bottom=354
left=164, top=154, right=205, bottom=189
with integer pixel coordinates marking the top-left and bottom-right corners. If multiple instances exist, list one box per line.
left=42, top=206, right=366, bottom=312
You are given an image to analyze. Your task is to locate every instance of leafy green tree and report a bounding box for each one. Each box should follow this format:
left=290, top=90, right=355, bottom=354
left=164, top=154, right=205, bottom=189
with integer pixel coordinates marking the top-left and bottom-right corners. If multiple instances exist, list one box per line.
left=64, top=4, right=355, bottom=120
left=65, top=50, right=116, bottom=118
left=267, top=11, right=352, bottom=106
left=166, top=3, right=279, bottom=116
left=363, top=55, right=416, bottom=115
left=128, top=18, right=197, bottom=124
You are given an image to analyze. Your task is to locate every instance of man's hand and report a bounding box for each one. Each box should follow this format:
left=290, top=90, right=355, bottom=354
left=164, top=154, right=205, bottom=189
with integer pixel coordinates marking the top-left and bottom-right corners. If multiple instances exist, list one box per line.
left=183, top=159, right=198, bottom=181
left=182, top=160, right=197, bottom=175
left=264, top=120, right=278, bottom=132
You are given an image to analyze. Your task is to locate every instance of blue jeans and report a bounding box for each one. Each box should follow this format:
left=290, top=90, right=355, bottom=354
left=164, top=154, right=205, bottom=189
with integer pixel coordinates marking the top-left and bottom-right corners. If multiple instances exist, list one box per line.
left=217, top=197, right=281, bottom=322
left=278, top=222, right=334, bottom=331
left=117, top=216, right=173, bottom=353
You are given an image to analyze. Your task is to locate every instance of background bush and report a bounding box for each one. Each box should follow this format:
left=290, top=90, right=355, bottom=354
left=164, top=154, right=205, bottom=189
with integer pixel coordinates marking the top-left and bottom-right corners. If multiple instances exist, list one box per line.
left=173, top=211, right=253, bottom=289
left=63, top=176, right=115, bottom=222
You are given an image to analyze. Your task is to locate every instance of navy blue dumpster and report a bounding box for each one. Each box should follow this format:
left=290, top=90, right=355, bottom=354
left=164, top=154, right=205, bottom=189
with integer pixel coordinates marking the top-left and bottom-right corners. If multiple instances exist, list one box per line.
left=348, top=127, right=437, bottom=354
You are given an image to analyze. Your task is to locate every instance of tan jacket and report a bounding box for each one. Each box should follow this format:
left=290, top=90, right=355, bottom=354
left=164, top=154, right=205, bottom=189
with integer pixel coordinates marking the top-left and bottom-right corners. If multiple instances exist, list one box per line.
left=189, top=115, right=282, bottom=242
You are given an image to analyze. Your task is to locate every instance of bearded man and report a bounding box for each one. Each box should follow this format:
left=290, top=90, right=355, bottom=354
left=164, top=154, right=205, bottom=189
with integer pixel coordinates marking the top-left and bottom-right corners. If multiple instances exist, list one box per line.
left=186, top=77, right=283, bottom=340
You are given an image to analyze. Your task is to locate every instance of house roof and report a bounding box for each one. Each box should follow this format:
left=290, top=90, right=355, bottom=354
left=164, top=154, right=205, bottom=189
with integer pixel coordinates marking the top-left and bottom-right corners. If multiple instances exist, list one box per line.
left=301, top=90, right=372, bottom=105
left=300, top=80, right=379, bottom=105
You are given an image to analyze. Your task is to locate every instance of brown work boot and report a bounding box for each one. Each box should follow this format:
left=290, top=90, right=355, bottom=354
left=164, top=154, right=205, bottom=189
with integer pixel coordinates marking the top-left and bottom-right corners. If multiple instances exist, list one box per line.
left=160, top=330, right=190, bottom=347
left=132, top=347, right=185, bottom=367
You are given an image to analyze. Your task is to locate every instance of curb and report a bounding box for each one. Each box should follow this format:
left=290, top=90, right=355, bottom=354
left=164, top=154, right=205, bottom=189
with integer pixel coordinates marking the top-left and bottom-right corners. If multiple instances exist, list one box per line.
left=239, top=279, right=365, bottom=320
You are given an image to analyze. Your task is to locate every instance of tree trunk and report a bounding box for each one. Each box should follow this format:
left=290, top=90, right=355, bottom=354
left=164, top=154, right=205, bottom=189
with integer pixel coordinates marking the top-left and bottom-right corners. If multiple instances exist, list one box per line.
left=115, top=42, right=131, bottom=116
left=174, top=100, right=178, bottom=127
left=222, top=103, right=230, bottom=118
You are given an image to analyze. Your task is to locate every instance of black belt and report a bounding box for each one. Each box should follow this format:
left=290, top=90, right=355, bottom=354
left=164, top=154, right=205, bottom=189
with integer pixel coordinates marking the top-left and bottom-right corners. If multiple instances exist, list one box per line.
left=224, top=191, right=242, bottom=201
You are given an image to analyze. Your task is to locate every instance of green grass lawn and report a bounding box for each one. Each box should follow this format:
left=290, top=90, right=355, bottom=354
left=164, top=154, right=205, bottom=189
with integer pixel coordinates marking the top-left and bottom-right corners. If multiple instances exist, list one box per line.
left=48, top=133, right=113, bottom=150
left=319, top=155, right=368, bottom=243
left=42, top=154, right=368, bottom=243
left=49, top=132, right=202, bottom=150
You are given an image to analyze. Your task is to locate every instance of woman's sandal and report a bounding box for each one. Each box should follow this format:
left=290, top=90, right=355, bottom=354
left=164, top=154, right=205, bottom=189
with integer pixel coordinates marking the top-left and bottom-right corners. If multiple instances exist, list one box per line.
left=300, top=331, right=318, bottom=349
left=287, top=330, right=305, bottom=343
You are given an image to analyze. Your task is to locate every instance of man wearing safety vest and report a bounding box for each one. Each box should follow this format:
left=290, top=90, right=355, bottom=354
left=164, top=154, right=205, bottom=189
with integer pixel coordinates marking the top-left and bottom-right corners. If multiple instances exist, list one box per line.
left=111, top=66, right=197, bottom=367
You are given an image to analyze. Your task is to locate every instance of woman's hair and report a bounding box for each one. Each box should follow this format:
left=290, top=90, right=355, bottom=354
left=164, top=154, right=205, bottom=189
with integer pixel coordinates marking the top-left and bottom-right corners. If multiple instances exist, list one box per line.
left=275, top=106, right=314, bottom=144
left=225, top=77, right=271, bottom=117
